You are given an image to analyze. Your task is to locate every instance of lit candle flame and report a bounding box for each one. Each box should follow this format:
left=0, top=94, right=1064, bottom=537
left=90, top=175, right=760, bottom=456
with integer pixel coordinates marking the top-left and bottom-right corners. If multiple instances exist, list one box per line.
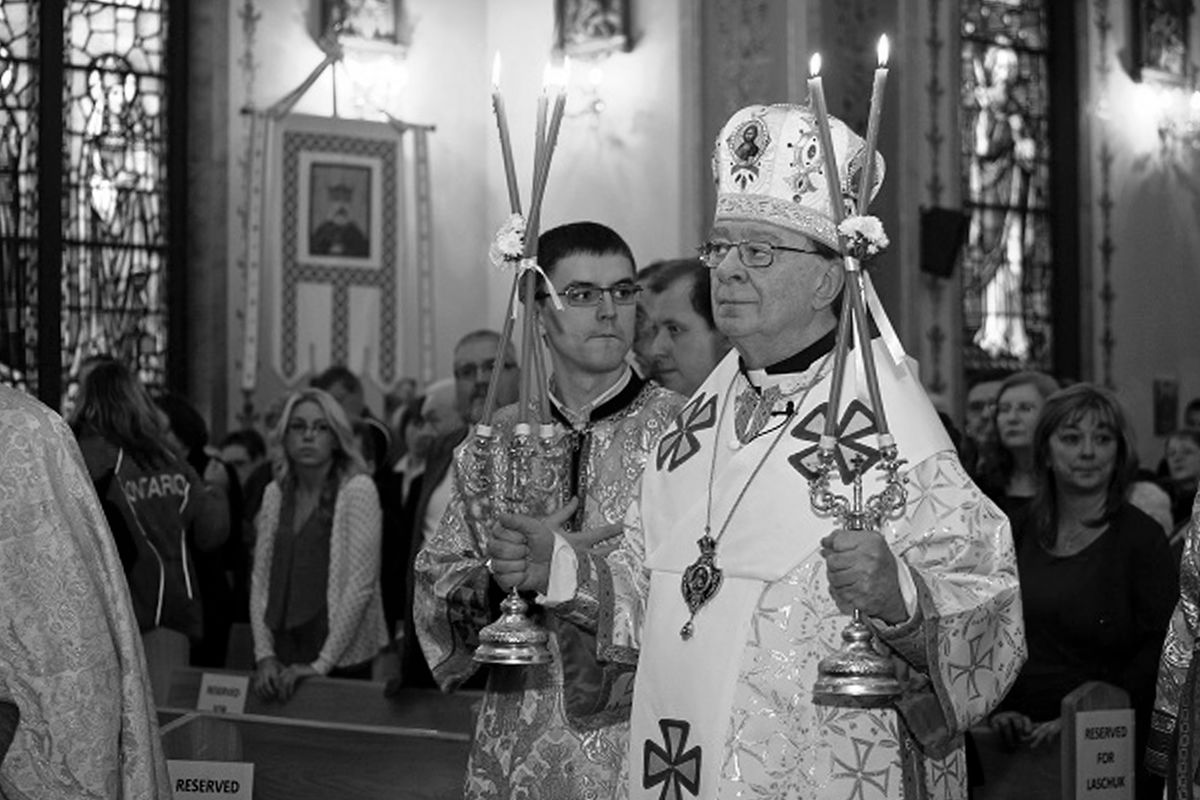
left=809, top=52, right=822, bottom=77
left=491, top=52, right=502, bottom=89
left=877, top=35, right=890, bottom=67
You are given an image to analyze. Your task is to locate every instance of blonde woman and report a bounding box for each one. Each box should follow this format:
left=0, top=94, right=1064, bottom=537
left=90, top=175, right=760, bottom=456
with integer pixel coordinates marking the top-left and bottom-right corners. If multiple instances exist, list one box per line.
left=250, top=388, right=386, bottom=702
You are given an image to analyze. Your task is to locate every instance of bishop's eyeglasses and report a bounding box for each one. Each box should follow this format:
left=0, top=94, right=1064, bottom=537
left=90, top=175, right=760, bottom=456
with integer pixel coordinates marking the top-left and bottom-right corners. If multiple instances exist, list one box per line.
left=697, top=239, right=820, bottom=269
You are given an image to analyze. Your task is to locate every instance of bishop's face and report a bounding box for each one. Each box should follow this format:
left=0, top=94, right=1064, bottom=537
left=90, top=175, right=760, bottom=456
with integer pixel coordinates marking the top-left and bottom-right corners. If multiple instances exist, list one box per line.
left=707, top=219, right=839, bottom=368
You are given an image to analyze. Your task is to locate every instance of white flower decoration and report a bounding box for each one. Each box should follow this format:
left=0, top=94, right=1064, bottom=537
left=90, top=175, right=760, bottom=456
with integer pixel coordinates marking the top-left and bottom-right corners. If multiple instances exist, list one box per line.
left=838, top=215, right=890, bottom=260
left=488, top=213, right=527, bottom=268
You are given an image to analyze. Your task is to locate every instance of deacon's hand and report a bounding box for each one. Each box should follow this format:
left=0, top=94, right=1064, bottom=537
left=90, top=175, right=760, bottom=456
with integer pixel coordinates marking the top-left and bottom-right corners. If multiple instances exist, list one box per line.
left=488, top=498, right=580, bottom=594
left=819, top=528, right=907, bottom=625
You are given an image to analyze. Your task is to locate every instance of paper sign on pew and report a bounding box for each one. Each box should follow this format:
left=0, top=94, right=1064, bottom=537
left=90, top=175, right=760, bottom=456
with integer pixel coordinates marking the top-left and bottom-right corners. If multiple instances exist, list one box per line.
left=168, top=760, right=253, bottom=799
left=196, top=673, right=250, bottom=714
left=1075, top=707, right=1134, bottom=799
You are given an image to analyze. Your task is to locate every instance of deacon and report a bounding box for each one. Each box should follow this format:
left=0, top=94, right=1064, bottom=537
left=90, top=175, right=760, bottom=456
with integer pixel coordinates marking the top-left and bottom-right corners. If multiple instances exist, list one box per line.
left=413, top=222, right=684, bottom=798
left=490, top=104, right=1025, bottom=799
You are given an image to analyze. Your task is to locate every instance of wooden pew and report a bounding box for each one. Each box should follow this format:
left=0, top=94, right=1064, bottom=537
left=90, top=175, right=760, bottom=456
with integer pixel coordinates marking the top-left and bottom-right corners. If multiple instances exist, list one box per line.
left=971, top=681, right=1133, bottom=800
left=159, top=667, right=479, bottom=800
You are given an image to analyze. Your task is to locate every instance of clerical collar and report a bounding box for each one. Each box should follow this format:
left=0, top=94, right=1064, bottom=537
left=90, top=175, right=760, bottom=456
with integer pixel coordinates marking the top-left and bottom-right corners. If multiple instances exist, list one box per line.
left=549, top=366, right=643, bottom=431
left=739, top=325, right=838, bottom=385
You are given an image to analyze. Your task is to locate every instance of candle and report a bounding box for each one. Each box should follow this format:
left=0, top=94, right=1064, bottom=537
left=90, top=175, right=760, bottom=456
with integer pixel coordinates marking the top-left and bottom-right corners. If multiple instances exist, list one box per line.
left=532, top=60, right=569, bottom=212
left=490, top=52, right=522, bottom=213
left=806, top=53, right=846, bottom=226
left=531, top=63, right=551, bottom=212
left=856, top=35, right=889, bottom=215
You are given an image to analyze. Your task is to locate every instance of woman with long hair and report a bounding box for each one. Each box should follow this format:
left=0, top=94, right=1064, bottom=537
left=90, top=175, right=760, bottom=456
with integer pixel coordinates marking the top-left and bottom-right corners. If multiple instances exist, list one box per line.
left=974, top=370, right=1061, bottom=521
left=987, top=384, right=1176, bottom=800
left=250, top=388, right=386, bottom=702
left=69, top=359, right=229, bottom=704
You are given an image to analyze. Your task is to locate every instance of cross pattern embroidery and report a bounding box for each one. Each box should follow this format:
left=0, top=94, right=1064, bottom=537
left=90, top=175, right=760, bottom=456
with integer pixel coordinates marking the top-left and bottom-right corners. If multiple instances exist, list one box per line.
left=656, top=394, right=717, bottom=472
left=787, top=399, right=881, bottom=483
left=643, top=719, right=702, bottom=800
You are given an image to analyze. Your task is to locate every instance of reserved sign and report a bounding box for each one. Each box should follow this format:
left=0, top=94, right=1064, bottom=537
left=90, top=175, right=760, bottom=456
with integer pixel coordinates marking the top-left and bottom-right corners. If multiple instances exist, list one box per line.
left=168, top=760, right=253, bottom=799
left=1075, top=707, right=1134, bottom=798
left=196, top=673, right=249, bottom=714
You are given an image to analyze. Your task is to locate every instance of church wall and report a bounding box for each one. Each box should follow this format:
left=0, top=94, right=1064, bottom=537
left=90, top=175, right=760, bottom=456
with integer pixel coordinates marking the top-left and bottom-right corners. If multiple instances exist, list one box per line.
left=1084, top=1, right=1200, bottom=466
left=220, top=0, right=688, bottom=430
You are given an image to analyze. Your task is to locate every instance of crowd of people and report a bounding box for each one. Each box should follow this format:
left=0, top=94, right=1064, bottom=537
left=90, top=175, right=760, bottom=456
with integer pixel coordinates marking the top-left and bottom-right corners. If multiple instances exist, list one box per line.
left=3, top=101, right=1200, bottom=800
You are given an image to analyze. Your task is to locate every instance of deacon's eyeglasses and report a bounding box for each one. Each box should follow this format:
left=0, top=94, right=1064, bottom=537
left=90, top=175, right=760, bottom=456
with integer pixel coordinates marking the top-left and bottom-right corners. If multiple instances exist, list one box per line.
left=697, top=239, right=820, bottom=269
left=453, top=359, right=518, bottom=382
left=536, top=282, right=642, bottom=307
left=286, top=419, right=332, bottom=437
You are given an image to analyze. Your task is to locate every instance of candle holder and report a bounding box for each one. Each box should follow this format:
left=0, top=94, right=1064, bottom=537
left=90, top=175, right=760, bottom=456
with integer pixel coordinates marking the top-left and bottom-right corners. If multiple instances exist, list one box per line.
left=810, top=451, right=907, bottom=705
left=473, top=58, right=571, bottom=667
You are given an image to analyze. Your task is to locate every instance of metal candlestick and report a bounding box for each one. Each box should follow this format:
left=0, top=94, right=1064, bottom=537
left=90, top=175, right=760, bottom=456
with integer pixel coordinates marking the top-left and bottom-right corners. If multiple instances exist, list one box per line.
left=810, top=450, right=907, bottom=706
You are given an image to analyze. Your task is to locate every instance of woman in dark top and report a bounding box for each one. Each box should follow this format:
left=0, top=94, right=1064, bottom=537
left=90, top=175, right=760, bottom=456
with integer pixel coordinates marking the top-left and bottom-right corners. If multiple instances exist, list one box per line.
left=973, top=370, right=1060, bottom=522
left=991, top=383, right=1177, bottom=800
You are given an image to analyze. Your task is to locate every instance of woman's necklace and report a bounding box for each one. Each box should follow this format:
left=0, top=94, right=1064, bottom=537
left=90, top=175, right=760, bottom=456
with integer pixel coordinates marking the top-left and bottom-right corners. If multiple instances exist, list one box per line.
left=679, top=354, right=831, bottom=640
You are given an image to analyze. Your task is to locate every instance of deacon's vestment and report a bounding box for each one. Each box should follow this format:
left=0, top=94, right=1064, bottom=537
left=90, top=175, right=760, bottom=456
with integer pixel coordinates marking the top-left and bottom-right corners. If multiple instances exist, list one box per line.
left=551, top=342, right=1025, bottom=799
left=414, top=372, right=682, bottom=799
left=0, top=386, right=171, bottom=799
left=1147, top=488, right=1200, bottom=795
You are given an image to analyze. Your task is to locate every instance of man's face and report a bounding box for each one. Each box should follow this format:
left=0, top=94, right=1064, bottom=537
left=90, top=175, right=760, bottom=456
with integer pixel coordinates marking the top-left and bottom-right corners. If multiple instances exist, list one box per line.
left=327, top=380, right=365, bottom=419
left=708, top=220, right=831, bottom=363
left=645, top=276, right=728, bottom=396
left=454, top=338, right=519, bottom=424
left=540, top=252, right=638, bottom=379
left=965, top=380, right=1001, bottom=444
left=220, top=443, right=260, bottom=487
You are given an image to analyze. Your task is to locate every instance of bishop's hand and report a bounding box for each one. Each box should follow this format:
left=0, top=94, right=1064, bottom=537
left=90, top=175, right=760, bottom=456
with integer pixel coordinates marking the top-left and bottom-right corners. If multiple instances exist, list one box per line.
left=489, top=498, right=580, bottom=594
left=819, top=528, right=907, bottom=625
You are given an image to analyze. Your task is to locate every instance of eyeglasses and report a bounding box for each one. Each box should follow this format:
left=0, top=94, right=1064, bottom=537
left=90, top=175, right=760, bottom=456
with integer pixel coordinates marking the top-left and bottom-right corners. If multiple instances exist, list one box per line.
left=286, top=419, right=332, bottom=437
left=453, top=359, right=518, bottom=382
left=537, top=282, right=642, bottom=307
left=697, top=239, right=819, bottom=268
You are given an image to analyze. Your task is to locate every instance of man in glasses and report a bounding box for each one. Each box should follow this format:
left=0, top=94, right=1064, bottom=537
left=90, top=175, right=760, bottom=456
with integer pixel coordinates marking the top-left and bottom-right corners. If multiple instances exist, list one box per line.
left=490, top=105, right=1023, bottom=798
left=412, top=221, right=684, bottom=799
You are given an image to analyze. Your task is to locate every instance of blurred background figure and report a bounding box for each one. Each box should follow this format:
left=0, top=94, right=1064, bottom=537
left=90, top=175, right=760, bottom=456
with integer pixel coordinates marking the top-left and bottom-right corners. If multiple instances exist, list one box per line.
left=69, top=360, right=229, bottom=704
left=157, top=392, right=248, bottom=668
left=0, top=385, right=171, bottom=798
left=983, top=384, right=1175, bottom=800
left=250, top=388, right=386, bottom=703
left=1160, top=428, right=1200, bottom=560
left=218, top=428, right=267, bottom=489
left=639, top=257, right=730, bottom=396
left=975, top=370, right=1061, bottom=521
left=962, top=376, right=1002, bottom=474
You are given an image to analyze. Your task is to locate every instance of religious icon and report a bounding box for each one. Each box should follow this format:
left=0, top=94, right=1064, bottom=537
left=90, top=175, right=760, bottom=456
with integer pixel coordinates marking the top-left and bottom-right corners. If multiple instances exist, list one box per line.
left=320, top=0, right=403, bottom=44
left=1135, top=0, right=1192, bottom=83
left=307, top=163, right=372, bottom=259
left=555, top=0, right=631, bottom=57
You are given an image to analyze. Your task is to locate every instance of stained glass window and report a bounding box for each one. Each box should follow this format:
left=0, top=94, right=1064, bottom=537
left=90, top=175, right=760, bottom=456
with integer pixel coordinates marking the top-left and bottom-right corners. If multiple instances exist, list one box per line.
left=960, top=0, right=1054, bottom=375
left=0, top=0, right=171, bottom=404
left=0, top=4, right=37, bottom=391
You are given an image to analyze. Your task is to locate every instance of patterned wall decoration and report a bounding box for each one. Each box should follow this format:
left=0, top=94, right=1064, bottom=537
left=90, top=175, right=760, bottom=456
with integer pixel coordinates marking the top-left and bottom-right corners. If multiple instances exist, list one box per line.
left=924, top=0, right=948, bottom=395
left=1093, top=0, right=1116, bottom=388
left=234, top=0, right=261, bottom=424
left=829, top=0, right=884, bottom=130
left=712, top=0, right=773, bottom=119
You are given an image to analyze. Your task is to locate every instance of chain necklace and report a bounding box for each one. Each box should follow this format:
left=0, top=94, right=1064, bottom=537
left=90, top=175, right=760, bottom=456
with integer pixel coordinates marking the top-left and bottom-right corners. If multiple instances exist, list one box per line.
left=679, top=353, right=832, bottom=639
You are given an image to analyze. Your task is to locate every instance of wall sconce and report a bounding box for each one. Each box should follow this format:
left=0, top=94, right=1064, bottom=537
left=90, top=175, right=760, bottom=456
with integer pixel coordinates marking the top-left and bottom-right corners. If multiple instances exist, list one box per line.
left=566, top=61, right=607, bottom=118
left=1150, top=81, right=1200, bottom=155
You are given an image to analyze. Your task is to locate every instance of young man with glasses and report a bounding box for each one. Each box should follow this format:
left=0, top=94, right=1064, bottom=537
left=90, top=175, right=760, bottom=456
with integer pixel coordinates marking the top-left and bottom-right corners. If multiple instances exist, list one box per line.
left=489, top=105, right=1024, bottom=799
left=412, top=221, right=684, bottom=799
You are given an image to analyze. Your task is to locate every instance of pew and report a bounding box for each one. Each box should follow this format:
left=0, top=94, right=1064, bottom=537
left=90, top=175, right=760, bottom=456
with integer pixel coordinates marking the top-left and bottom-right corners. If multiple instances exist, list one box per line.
left=159, top=667, right=479, bottom=799
left=972, top=681, right=1134, bottom=800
